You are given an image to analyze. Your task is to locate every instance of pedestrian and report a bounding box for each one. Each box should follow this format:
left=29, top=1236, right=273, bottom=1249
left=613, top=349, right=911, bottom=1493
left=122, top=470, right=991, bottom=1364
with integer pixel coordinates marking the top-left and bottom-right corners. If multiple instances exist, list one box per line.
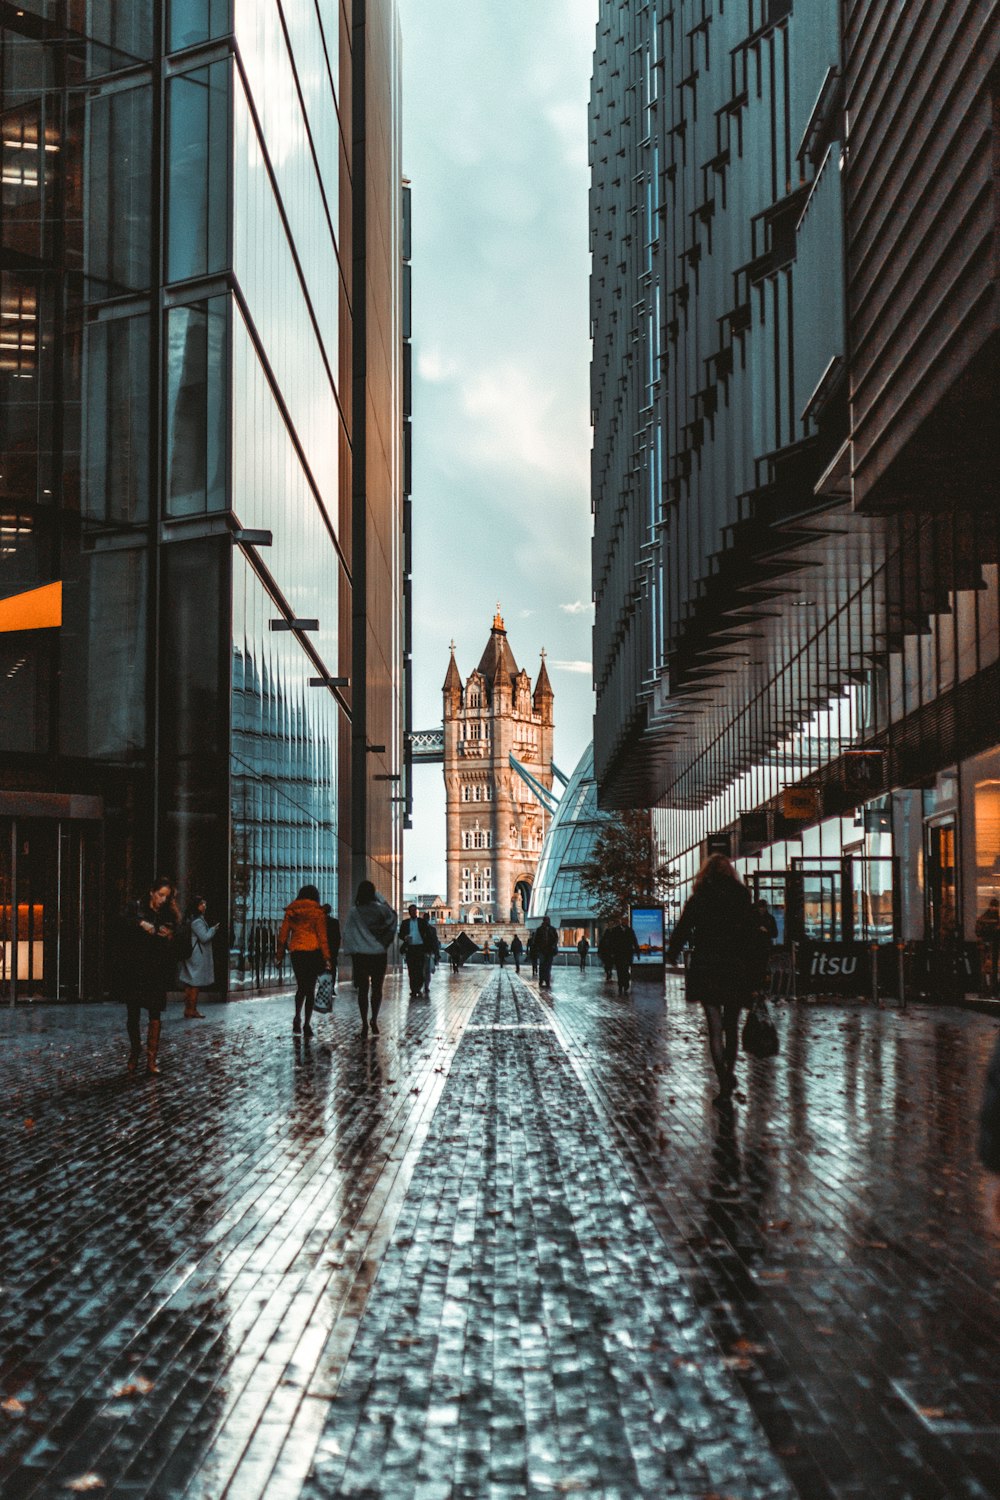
left=976, top=898, right=1000, bottom=995
left=119, top=877, right=179, bottom=1075
left=400, top=903, right=434, bottom=998
left=527, top=929, right=539, bottom=977
left=597, top=927, right=614, bottom=980
left=978, top=1030, right=1000, bottom=1228
left=666, top=855, right=759, bottom=1109
left=321, top=904, right=342, bottom=991
left=343, top=880, right=398, bottom=1035
left=753, top=898, right=778, bottom=994
left=423, top=922, right=441, bottom=994
left=178, top=895, right=219, bottom=1019
left=534, top=916, right=559, bottom=989
left=482, top=939, right=492, bottom=964
left=276, top=884, right=331, bottom=1037
left=511, top=934, right=524, bottom=973
left=605, top=915, right=640, bottom=994
left=497, top=937, right=509, bottom=969
left=577, top=935, right=590, bottom=972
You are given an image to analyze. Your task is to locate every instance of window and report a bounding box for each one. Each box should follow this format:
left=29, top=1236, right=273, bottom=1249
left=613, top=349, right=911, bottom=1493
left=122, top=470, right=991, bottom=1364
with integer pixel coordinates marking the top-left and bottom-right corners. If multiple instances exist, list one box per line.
left=167, top=61, right=230, bottom=282
left=83, top=83, right=152, bottom=297
left=82, top=312, right=150, bottom=524
left=165, top=296, right=228, bottom=515
left=170, top=0, right=231, bottom=51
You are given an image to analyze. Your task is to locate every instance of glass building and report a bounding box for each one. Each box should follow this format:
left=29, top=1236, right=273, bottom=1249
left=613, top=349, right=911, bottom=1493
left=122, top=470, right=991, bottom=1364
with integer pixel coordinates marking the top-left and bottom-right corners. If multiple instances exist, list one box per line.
left=590, top=1, right=1000, bottom=956
left=528, top=744, right=611, bottom=943
left=0, top=1, right=406, bottom=1002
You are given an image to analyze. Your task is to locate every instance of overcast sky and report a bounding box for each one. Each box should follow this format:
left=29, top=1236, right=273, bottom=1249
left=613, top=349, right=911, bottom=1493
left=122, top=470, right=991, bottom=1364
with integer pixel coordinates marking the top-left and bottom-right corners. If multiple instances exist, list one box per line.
left=398, top=0, right=598, bottom=895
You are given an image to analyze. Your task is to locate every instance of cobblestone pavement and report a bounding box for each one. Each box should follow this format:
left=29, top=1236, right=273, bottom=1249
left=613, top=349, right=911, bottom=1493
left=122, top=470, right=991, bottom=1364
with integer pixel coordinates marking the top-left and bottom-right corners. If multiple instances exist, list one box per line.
left=0, top=968, right=998, bottom=1499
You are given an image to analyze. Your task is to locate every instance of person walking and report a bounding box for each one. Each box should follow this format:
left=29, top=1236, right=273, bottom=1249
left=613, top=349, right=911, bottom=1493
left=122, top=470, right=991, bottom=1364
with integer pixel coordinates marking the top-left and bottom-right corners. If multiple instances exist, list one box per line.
left=496, top=937, right=510, bottom=969
left=752, top=898, right=779, bottom=997
left=666, top=855, right=759, bottom=1109
left=423, top=921, right=441, bottom=995
left=976, top=898, right=1000, bottom=995
left=527, top=929, right=540, bottom=978
left=979, top=1030, right=1000, bottom=1228
left=597, top=927, right=614, bottom=980
left=120, top=877, right=179, bottom=1075
left=321, top=904, right=342, bottom=991
left=534, top=916, right=559, bottom=990
left=605, top=915, right=640, bottom=994
left=577, top=935, right=590, bottom=972
left=343, top=880, right=398, bottom=1035
left=276, top=884, right=331, bottom=1037
left=178, top=896, right=219, bottom=1018
left=511, top=934, right=524, bottom=974
left=401, top=904, right=434, bottom=998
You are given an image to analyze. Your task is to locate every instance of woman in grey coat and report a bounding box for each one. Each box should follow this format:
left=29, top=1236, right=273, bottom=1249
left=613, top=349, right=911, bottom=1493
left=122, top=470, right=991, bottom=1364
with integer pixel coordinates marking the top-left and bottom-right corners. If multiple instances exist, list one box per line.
left=342, top=880, right=397, bottom=1035
left=178, top=896, right=219, bottom=1019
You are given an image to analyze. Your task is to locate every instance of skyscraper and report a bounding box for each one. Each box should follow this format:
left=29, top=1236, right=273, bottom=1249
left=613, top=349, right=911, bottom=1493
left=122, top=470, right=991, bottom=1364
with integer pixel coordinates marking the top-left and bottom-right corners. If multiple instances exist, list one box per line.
left=0, top=2, right=406, bottom=1002
left=590, top=0, right=1000, bottom=955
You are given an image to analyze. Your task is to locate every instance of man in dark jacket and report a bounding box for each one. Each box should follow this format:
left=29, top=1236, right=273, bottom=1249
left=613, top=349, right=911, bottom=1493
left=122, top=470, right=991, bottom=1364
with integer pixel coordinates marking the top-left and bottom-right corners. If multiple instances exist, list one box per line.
left=605, top=915, right=640, bottom=994
left=979, top=1032, right=1000, bottom=1228
left=400, top=904, right=435, bottom=998
left=534, top=917, right=559, bottom=989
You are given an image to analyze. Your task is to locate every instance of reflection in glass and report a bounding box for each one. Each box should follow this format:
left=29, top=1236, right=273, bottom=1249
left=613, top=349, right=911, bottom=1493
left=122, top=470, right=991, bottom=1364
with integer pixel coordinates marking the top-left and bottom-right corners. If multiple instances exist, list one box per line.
left=166, top=297, right=228, bottom=516
left=169, top=0, right=232, bottom=52
left=167, top=61, right=230, bottom=283
left=230, top=558, right=341, bottom=990
left=59, top=548, right=147, bottom=760
left=83, top=84, right=152, bottom=296
left=82, top=313, right=150, bottom=524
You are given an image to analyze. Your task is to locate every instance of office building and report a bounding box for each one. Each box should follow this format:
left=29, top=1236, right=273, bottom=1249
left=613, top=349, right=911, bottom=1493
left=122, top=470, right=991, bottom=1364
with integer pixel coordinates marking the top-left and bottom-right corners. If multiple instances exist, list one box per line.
left=590, top=0, right=1000, bottom=952
left=0, top=1, right=406, bottom=1001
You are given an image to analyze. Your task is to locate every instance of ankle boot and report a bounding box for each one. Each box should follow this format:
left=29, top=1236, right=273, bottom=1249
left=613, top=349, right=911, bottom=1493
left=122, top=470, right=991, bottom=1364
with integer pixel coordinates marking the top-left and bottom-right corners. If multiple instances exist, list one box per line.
left=147, top=1018, right=162, bottom=1075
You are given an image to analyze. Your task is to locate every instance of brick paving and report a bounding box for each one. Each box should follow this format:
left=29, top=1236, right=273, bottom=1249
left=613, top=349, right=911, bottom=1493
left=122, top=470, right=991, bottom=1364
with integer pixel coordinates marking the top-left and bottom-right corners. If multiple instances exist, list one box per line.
left=0, top=967, right=998, bottom=1498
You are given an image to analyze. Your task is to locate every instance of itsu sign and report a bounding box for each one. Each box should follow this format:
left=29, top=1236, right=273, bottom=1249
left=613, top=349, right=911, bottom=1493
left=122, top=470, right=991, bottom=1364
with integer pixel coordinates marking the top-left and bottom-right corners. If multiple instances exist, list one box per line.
left=798, top=943, right=871, bottom=995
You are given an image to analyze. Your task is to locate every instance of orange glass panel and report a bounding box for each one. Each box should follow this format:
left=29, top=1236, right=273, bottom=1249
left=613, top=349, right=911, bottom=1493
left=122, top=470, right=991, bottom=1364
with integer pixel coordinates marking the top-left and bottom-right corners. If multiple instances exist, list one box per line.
left=0, top=581, right=62, bottom=632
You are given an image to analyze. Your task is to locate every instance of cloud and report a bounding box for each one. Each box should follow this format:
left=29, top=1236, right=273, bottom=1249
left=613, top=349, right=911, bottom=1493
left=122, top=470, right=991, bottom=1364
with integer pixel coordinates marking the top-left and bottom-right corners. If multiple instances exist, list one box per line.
left=418, top=347, right=459, bottom=384
left=519, top=608, right=535, bottom=618
left=550, top=659, right=593, bottom=676
left=559, top=600, right=593, bottom=615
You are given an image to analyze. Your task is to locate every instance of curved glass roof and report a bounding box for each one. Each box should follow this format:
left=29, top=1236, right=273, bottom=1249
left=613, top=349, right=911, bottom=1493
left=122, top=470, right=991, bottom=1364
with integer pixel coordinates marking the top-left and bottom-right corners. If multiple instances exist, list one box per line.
left=528, top=742, right=611, bottom=921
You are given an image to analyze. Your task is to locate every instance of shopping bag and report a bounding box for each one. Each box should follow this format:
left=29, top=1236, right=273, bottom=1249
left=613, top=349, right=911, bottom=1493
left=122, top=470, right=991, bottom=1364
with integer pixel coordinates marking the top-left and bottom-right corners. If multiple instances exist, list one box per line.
left=313, top=972, right=335, bottom=1014
left=741, top=995, right=779, bottom=1059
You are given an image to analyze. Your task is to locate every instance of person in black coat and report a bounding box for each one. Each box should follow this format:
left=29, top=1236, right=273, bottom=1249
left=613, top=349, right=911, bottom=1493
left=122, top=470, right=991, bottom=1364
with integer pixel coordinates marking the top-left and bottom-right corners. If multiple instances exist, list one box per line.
left=400, top=904, right=436, bottom=998
left=604, top=918, right=640, bottom=993
left=533, top=917, right=559, bottom=989
left=321, top=904, right=342, bottom=990
left=666, top=855, right=761, bottom=1108
left=979, top=1032, right=1000, bottom=1228
left=119, top=877, right=179, bottom=1075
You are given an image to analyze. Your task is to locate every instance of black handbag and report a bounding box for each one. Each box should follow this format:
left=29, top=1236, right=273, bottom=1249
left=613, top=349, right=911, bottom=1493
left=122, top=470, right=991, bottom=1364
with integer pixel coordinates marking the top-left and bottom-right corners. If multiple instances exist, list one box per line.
left=741, top=995, right=779, bottom=1059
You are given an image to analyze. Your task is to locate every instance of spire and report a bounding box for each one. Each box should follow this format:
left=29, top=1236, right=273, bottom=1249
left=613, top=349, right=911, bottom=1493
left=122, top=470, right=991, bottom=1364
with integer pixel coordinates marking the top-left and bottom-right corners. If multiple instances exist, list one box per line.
left=476, top=609, right=520, bottom=687
left=442, top=639, right=462, bottom=699
left=533, top=647, right=553, bottom=704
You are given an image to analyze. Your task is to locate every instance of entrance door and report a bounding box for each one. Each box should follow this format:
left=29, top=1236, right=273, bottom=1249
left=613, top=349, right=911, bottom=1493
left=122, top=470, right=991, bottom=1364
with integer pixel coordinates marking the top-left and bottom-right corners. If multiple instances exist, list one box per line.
left=0, top=816, right=100, bottom=1004
left=926, top=820, right=959, bottom=943
left=785, top=868, right=842, bottom=944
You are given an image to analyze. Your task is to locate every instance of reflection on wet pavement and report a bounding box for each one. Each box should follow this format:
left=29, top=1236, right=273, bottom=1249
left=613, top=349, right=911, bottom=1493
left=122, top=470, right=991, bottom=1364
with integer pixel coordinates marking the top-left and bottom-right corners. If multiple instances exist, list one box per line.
left=0, top=968, right=998, bottom=1497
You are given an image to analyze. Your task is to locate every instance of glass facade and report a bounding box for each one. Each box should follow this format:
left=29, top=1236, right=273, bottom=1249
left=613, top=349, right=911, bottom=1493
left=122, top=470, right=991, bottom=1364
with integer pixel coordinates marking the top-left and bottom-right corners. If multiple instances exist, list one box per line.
left=590, top=1, right=1000, bottom=963
left=529, top=745, right=611, bottom=929
left=0, top=1, right=405, bottom=1002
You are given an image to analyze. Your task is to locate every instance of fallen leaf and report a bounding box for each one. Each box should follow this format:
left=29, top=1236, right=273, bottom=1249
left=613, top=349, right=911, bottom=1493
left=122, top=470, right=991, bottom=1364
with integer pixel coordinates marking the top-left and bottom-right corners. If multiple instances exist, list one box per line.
left=112, top=1378, right=154, bottom=1398
left=1, top=1397, right=26, bottom=1415
left=24, top=1119, right=34, bottom=1130
left=917, top=1405, right=947, bottom=1420
left=64, top=1477, right=106, bottom=1493
left=730, top=1339, right=767, bottom=1355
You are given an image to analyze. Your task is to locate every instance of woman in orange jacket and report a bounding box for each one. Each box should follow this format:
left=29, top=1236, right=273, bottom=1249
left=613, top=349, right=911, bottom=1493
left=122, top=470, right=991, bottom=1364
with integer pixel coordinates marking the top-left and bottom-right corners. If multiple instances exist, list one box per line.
left=276, top=884, right=331, bottom=1036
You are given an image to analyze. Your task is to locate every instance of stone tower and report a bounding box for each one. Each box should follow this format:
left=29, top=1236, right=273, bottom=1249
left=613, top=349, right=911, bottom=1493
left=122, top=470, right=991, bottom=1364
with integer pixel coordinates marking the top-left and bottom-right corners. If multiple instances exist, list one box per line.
left=443, top=610, right=555, bottom=922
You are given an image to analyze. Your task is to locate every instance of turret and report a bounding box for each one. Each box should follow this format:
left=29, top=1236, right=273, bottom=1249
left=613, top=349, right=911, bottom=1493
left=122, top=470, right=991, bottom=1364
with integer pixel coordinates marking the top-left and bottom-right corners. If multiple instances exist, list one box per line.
left=533, top=649, right=554, bottom=726
left=442, top=640, right=462, bottom=714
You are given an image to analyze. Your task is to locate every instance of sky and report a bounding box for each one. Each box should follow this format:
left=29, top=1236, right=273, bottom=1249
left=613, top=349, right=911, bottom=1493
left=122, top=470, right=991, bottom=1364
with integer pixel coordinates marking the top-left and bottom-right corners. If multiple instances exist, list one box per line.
left=398, top=0, right=598, bottom=896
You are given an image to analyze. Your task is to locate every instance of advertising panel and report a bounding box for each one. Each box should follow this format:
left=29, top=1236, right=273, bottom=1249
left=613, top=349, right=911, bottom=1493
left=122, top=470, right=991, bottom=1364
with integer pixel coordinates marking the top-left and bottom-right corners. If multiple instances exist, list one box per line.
left=630, top=905, right=665, bottom=967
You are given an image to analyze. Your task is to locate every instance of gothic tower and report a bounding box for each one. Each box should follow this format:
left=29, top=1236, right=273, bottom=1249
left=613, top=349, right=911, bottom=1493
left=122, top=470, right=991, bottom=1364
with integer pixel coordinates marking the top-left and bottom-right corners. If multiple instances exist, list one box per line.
left=443, top=610, right=555, bottom=922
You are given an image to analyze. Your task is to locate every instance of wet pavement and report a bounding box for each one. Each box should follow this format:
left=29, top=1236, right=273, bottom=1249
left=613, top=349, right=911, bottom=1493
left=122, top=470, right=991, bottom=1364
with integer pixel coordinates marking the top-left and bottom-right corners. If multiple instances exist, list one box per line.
left=1, top=969, right=999, bottom=1498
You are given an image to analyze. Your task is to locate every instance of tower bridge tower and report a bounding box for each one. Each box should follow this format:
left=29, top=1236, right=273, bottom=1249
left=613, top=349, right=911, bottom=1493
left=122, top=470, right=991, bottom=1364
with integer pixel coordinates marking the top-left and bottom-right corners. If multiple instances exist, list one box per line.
left=443, top=610, right=554, bottom=922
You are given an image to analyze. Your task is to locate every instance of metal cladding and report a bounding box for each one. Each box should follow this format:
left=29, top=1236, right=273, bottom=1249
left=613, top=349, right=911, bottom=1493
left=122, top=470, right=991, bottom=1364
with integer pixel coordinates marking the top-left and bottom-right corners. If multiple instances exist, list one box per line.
left=590, top=1, right=1000, bottom=857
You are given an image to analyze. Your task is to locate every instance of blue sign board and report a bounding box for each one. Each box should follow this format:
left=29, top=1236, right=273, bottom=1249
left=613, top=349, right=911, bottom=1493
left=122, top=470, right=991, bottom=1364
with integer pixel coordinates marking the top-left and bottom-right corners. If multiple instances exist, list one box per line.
left=630, top=906, right=665, bottom=966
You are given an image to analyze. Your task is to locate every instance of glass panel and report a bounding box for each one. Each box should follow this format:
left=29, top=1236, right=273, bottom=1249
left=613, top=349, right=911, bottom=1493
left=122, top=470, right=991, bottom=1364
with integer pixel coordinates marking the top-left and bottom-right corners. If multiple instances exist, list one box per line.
left=83, top=84, right=152, bottom=296
left=59, top=549, right=147, bottom=759
left=230, top=557, right=342, bottom=990
left=65, top=1, right=155, bottom=74
left=167, top=61, right=230, bottom=283
left=801, top=872, right=840, bottom=942
left=0, top=631, right=51, bottom=753
left=165, top=296, right=229, bottom=516
left=82, top=312, right=150, bottom=524
left=926, top=823, right=958, bottom=944
left=169, top=0, right=232, bottom=51
left=0, top=821, right=10, bottom=1002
